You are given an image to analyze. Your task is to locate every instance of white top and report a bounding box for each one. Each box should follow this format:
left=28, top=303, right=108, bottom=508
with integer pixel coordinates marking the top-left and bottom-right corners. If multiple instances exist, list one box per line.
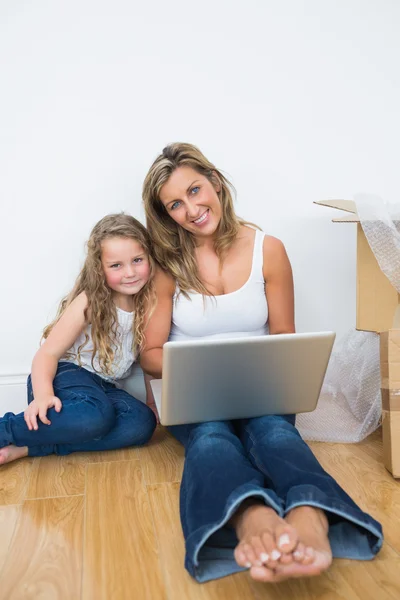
left=63, top=306, right=135, bottom=381
left=169, top=228, right=268, bottom=341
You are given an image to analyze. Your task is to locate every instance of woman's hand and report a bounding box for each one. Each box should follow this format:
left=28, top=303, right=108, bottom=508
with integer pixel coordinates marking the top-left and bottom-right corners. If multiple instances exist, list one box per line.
left=24, top=396, right=63, bottom=430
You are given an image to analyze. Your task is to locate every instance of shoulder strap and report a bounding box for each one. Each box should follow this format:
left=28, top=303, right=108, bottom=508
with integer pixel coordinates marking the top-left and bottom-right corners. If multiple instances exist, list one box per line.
left=251, top=229, right=265, bottom=277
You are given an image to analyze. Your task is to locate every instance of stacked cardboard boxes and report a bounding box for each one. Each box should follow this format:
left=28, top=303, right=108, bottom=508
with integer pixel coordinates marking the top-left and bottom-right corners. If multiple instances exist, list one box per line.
left=380, top=330, right=400, bottom=478
left=316, top=200, right=400, bottom=477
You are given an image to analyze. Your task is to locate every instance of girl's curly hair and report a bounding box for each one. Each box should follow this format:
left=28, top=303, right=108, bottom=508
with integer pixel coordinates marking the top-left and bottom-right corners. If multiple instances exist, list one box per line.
left=43, top=213, right=157, bottom=376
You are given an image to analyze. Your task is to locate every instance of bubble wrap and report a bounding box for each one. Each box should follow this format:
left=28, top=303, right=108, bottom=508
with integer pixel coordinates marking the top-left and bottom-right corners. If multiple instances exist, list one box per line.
left=297, top=195, right=400, bottom=443
left=297, top=329, right=381, bottom=442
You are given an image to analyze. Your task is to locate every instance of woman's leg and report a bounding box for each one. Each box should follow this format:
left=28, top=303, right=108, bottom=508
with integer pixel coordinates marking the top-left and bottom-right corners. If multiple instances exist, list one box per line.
left=237, top=414, right=383, bottom=579
left=0, top=363, right=116, bottom=459
left=168, top=420, right=297, bottom=583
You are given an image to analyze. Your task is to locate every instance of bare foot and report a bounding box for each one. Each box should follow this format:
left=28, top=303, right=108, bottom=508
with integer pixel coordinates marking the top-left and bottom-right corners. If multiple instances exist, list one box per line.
left=232, top=500, right=298, bottom=582
left=0, top=445, right=29, bottom=465
left=270, top=506, right=332, bottom=581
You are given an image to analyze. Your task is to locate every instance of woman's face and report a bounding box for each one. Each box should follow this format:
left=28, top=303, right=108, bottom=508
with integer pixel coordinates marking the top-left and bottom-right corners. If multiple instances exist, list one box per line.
left=159, top=166, right=222, bottom=239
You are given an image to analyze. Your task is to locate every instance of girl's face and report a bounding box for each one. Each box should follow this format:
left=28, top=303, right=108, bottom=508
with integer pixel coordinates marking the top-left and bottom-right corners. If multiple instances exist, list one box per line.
left=101, top=237, right=151, bottom=299
left=159, top=166, right=222, bottom=239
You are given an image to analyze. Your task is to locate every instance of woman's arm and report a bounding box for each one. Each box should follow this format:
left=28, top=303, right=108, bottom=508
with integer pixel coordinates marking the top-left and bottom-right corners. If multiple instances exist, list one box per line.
left=140, top=268, right=175, bottom=378
left=263, top=235, right=295, bottom=335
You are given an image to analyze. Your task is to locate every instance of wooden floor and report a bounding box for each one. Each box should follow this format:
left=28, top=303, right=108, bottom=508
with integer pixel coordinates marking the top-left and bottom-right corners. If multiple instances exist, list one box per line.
left=0, top=427, right=399, bottom=600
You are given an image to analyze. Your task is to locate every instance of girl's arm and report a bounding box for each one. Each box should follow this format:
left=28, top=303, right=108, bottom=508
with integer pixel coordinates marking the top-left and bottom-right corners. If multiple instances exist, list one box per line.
left=263, top=236, right=296, bottom=335
left=140, top=268, right=175, bottom=378
left=26, top=292, right=88, bottom=429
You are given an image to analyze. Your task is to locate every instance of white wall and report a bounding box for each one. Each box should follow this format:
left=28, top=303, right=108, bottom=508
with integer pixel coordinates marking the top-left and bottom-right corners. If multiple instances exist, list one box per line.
left=1, top=0, right=400, bottom=413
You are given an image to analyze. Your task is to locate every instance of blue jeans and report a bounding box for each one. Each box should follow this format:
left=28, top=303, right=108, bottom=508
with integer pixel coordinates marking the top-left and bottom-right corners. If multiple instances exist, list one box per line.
left=169, top=415, right=383, bottom=582
left=0, top=362, right=156, bottom=456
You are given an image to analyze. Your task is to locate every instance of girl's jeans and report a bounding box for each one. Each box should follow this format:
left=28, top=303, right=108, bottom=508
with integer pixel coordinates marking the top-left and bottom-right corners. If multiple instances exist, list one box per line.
left=0, top=362, right=156, bottom=456
left=169, top=415, right=383, bottom=582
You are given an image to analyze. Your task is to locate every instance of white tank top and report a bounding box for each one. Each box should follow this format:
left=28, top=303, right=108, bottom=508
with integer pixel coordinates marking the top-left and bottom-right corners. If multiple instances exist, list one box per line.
left=169, top=228, right=268, bottom=341
left=63, top=307, right=135, bottom=381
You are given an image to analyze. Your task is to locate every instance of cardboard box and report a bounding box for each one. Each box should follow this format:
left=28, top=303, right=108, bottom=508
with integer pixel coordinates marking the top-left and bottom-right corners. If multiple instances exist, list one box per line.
left=380, top=329, right=400, bottom=478
left=315, top=199, right=400, bottom=333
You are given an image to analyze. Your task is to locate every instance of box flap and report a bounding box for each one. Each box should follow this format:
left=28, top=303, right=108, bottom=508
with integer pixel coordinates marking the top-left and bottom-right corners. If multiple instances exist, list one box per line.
left=314, top=199, right=357, bottom=214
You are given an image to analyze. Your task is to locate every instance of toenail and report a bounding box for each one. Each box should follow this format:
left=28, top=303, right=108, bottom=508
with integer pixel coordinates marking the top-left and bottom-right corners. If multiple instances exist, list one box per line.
left=278, top=533, right=290, bottom=548
left=294, top=551, right=303, bottom=560
left=260, top=552, right=269, bottom=563
left=244, top=562, right=252, bottom=568
left=270, top=549, right=281, bottom=560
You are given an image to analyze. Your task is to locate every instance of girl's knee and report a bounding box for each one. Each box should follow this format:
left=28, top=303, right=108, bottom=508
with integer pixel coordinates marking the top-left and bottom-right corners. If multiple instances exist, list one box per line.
left=137, top=410, right=157, bottom=445
left=58, top=394, right=116, bottom=440
left=121, top=407, right=157, bottom=447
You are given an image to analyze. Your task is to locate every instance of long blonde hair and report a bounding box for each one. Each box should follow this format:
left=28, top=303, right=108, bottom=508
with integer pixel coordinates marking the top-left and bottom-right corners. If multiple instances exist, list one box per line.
left=143, top=142, right=252, bottom=296
left=43, top=213, right=157, bottom=375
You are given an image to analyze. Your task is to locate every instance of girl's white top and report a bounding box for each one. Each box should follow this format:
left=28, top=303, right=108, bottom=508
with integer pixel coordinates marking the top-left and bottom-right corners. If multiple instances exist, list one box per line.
left=169, top=228, right=268, bottom=341
left=63, top=307, right=135, bottom=381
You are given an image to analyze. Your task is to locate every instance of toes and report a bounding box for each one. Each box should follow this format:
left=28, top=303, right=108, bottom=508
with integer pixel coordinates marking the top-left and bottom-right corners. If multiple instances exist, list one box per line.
left=303, top=547, right=315, bottom=565
left=293, top=542, right=306, bottom=562
left=235, top=529, right=285, bottom=570
left=261, top=531, right=281, bottom=568
left=276, top=524, right=297, bottom=554
left=279, top=552, right=293, bottom=565
left=0, top=449, right=8, bottom=465
left=248, top=536, right=267, bottom=567
left=249, top=565, right=277, bottom=582
left=234, top=543, right=252, bottom=568
left=235, top=542, right=258, bottom=569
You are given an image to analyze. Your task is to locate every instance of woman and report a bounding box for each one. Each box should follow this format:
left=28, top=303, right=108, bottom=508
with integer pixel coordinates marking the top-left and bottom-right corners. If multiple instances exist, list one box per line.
left=140, top=143, right=382, bottom=583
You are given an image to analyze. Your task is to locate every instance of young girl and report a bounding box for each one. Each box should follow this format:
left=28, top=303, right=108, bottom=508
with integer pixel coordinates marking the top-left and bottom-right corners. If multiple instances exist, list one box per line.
left=0, top=213, right=157, bottom=465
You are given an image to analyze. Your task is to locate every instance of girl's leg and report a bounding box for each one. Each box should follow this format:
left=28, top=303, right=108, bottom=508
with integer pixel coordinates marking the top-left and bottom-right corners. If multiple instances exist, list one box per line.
left=0, top=363, right=116, bottom=458
left=237, top=415, right=383, bottom=579
left=50, top=384, right=157, bottom=454
left=168, top=421, right=297, bottom=583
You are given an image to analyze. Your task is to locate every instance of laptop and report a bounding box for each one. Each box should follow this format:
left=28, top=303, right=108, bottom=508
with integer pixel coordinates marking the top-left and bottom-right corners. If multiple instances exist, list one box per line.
left=150, top=331, right=335, bottom=426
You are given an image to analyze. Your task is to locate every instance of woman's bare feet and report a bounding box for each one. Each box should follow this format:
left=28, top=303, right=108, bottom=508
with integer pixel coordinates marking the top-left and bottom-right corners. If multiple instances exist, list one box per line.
left=0, top=445, right=28, bottom=465
left=271, top=506, right=332, bottom=581
left=232, top=500, right=299, bottom=582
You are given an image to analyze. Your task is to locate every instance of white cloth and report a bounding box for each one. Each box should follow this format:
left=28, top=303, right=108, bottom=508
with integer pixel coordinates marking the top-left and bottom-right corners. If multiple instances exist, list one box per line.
left=170, top=228, right=268, bottom=341
left=64, top=306, right=135, bottom=381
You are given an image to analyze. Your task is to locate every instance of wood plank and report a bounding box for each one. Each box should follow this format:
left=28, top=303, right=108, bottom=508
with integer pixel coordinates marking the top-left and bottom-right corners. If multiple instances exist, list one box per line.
left=309, top=440, right=400, bottom=554
left=82, top=460, right=166, bottom=600
left=78, top=445, right=140, bottom=464
left=26, top=447, right=140, bottom=499
left=334, top=560, right=400, bottom=600
left=0, top=496, right=83, bottom=600
left=135, top=425, right=184, bottom=485
left=26, top=455, right=86, bottom=498
left=0, top=505, right=20, bottom=574
left=347, top=429, right=384, bottom=464
left=0, top=457, right=34, bottom=505
left=147, top=481, right=256, bottom=599
left=252, top=558, right=400, bottom=600
left=251, top=568, right=347, bottom=600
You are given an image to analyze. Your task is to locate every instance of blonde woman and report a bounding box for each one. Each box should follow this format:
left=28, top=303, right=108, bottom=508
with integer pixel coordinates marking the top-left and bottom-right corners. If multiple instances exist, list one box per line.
left=0, top=214, right=156, bottom=465
left=141, top=143, right=382, bottom=584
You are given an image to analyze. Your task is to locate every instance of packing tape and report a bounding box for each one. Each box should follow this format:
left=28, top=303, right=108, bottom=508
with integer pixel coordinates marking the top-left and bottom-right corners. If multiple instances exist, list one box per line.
left=381, top=388, right=400, bottom=411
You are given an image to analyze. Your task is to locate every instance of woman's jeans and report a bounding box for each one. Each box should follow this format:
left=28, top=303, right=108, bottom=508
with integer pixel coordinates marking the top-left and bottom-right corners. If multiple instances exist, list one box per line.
left=0, top=362, right=156, bottom=456
left=169, top=415, right=383, bottom=583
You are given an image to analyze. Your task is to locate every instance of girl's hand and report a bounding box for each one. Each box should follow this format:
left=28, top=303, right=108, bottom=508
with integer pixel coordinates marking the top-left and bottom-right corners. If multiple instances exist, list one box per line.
left=24, top=396, right=63, bottom=430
